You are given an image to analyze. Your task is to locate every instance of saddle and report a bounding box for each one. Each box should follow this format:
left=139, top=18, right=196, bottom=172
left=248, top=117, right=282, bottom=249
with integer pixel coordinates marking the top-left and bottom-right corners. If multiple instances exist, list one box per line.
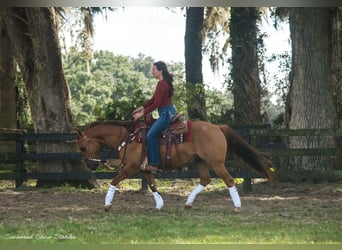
left=134, top=114, right=192, bottom=170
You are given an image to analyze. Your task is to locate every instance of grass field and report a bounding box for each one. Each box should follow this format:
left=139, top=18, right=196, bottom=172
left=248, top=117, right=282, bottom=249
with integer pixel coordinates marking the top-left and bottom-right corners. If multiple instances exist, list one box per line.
left=0, top=179, right=341, bottom=244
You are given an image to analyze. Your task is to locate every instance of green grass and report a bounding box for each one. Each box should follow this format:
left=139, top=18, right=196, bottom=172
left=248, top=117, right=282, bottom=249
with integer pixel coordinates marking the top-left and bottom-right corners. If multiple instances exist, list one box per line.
left=0, top=180, right=341, bottom=244
left=1, top=208, right=340, bottom=244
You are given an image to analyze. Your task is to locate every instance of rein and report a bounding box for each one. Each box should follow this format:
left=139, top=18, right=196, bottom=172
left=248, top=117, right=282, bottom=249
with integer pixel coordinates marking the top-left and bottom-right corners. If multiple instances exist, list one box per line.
left=116, top=120, right=138, bottom=166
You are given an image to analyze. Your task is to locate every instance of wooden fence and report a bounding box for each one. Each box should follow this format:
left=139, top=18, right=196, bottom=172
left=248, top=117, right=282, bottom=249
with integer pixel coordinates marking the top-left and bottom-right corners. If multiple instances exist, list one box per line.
left=1, top=127, right=341, bottom=191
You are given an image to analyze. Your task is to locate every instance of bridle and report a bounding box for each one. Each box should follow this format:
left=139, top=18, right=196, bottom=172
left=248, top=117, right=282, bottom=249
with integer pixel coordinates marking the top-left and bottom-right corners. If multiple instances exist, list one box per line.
left=78, top=133, right=120, bottom=171
left=77, top=120, right=139, bottom=171
left=78, top=135, right=98, bottom=161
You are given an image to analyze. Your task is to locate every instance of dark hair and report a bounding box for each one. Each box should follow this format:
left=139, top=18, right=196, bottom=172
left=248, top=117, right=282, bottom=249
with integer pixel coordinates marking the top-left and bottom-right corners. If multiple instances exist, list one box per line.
left=154, top=61, right=174, bottom=97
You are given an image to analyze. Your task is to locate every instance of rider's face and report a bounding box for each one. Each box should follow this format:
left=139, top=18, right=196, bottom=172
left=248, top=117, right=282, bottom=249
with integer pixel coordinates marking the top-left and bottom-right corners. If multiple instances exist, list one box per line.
left=152, top=65, right=163, bottom=80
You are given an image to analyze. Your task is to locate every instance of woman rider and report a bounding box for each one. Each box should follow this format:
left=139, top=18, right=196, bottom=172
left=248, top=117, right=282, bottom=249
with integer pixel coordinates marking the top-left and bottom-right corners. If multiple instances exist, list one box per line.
left=132, top=61, right=177, bottom=173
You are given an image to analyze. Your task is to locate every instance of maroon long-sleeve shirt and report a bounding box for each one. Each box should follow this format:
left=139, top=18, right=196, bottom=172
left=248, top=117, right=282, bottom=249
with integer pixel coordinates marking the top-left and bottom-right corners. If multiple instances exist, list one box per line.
left=143, top=79, right=172, bottom=115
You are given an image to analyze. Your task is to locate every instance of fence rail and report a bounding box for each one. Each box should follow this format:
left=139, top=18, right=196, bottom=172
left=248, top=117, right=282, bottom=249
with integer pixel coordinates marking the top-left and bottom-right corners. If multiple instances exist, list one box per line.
left=1, top=127, right=341, bottom=191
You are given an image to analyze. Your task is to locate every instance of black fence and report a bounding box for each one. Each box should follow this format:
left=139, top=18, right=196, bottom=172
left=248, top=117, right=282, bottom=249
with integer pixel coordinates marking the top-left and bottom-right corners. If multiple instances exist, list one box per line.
left=1, top=126, right=341, bottom=191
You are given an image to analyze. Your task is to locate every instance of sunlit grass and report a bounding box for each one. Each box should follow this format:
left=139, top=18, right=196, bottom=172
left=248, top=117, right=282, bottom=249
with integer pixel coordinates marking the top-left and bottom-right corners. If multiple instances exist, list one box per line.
left=1, top=207, right=340, bottom=244
left=0, top=180, right=341, bottom=244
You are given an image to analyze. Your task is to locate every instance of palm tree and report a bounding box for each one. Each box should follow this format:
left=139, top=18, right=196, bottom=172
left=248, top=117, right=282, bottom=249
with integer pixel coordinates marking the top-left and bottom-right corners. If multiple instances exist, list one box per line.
left=184, top=7, right=207, bottom=120
left=202, top=7, right=264, bottom=126
left=229, top=7, right=262, bottom=126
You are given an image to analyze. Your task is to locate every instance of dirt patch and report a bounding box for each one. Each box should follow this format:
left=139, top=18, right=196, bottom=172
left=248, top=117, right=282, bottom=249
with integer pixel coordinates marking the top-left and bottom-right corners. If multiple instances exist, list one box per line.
left=0, top=180, right=341, bottom=224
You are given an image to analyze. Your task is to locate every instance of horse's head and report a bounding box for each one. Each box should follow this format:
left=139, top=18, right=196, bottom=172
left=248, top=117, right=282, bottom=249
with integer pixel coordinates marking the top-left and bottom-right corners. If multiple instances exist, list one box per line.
left=76, top=128, right=101, bottom=169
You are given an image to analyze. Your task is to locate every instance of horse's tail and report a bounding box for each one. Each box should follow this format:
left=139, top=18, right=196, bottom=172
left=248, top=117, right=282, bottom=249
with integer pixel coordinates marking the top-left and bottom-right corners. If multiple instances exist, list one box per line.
left=219, top=125, right=276, bottom=183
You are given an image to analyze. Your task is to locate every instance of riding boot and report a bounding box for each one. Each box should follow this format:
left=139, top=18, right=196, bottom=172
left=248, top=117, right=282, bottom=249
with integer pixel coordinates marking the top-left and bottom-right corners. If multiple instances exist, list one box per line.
left=144, top=165, right=160, bottom=173
left=140, top=158, right=161, bottom=174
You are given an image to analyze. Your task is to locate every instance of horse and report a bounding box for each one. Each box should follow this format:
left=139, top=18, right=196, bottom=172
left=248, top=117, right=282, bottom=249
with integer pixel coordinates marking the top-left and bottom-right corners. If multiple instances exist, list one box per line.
left=76, top=119, right=276, bottom=213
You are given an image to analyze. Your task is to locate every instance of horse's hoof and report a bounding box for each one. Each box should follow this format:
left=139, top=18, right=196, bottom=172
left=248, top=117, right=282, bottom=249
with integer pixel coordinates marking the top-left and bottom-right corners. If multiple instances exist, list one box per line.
left=184, top=204, right=192, bottom=209
left=104, top=205, right=112, bottom=212
left=233, top=207, right=240, bottom=213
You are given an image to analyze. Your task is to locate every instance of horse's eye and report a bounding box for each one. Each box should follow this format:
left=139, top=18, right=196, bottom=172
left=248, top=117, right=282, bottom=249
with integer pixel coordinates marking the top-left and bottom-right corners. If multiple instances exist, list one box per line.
left=80, top=147, right=86, bottom=152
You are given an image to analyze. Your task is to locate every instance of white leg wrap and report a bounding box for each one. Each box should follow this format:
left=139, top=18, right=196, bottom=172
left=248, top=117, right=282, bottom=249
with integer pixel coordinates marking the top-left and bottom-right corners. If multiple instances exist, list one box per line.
left=152, top=192, right=164, bottom=210
left=105, top=184, right=116, bottom=207
left=228, top=186, right=241, bottom=208
left=185, top=184, right=205, bottom=206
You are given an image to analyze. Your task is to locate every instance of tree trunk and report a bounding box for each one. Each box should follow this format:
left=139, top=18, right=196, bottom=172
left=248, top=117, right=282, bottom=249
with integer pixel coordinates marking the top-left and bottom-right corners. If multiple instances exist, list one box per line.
left=0, top=22, right=16, bottom=128
left=0, top=8, right=96, bottom=187
left=286, top=8, right=338, bottom=171
left=0, top=20, right=17, bottom=157
left=184, top=7, right=207, bottom=120
left=331, top=7, right=342, bottom=136
left=230, top=7, right=262, bottom=126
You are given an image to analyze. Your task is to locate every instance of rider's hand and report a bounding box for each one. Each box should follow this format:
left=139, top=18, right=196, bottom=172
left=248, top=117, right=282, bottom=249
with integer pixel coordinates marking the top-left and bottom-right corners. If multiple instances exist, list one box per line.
left=133, top=106, right=144, bottom=113
left=132, top=109, right=144, bottom=120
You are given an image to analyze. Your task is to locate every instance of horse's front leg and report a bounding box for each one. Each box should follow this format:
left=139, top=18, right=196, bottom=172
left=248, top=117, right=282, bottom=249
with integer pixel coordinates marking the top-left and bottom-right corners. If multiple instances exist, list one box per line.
left=185, top=160, right=211, bottom=208
left=104, top=166, right=136, bottom=211
left=142, top=172, right=164, bottom=210
left=104, top=168, right=164, bottom=211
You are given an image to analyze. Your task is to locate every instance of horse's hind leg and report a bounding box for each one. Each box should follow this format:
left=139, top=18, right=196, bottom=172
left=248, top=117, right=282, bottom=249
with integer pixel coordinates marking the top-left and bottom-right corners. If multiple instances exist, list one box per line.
left=212, top=164, right=241, bottom=212
left=185, top=160, right=211, bottom=208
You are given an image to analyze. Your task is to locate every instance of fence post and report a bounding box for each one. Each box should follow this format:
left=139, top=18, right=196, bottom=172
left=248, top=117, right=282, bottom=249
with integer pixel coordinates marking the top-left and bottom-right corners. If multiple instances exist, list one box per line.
left=243, top=127, right=253, bottom=192
left=141, top=177, right=148, bottom=191
left=15, top=133, right=25, bottom=188
left=243, top=178, right=252, bottom=192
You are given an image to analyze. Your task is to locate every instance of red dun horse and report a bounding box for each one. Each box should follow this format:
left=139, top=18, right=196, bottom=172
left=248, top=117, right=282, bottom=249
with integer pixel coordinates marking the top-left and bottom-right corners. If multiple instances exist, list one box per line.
left=76, top=120, right=276, bottom=212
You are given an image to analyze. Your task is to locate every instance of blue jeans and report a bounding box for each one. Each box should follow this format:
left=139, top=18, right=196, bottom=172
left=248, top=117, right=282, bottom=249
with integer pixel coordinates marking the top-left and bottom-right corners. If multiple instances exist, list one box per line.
left=147, top=105, right=177, bottom=166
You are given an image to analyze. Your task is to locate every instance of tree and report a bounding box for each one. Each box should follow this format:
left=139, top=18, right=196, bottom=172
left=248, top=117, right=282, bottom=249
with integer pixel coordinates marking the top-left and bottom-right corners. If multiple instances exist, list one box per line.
left=202, top=7, right=230, bottom=74
left=130, top=53, right=155, bottom=78
left=64, top=49, right=113, bottom=124
left=331, top=7, right=342, bottom=131
left=0, top=18, right=16, bottom=129
left=0, top=17, right=17, bottom=159
left=229, top=7, right=262, bottom=126
left=0, top=8, right=95, bottom=187
left=184, top=7, right=207, bottom=120
left=286, top=8, right=338, bottom=171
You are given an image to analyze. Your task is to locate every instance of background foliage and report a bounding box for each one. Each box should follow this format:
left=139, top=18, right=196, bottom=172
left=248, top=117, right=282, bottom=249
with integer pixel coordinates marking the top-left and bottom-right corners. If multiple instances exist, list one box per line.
left=62, top=49, right=236, bottom=126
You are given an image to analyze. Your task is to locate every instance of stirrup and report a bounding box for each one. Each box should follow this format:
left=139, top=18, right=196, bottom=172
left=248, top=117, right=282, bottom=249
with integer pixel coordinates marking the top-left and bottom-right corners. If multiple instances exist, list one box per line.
left=140, top=157, right=148, bottom=171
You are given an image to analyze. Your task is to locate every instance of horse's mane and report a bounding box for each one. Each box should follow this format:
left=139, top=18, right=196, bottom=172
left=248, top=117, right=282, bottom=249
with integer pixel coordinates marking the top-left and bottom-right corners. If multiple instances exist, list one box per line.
left=85, top=120, right=133, bottom=129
